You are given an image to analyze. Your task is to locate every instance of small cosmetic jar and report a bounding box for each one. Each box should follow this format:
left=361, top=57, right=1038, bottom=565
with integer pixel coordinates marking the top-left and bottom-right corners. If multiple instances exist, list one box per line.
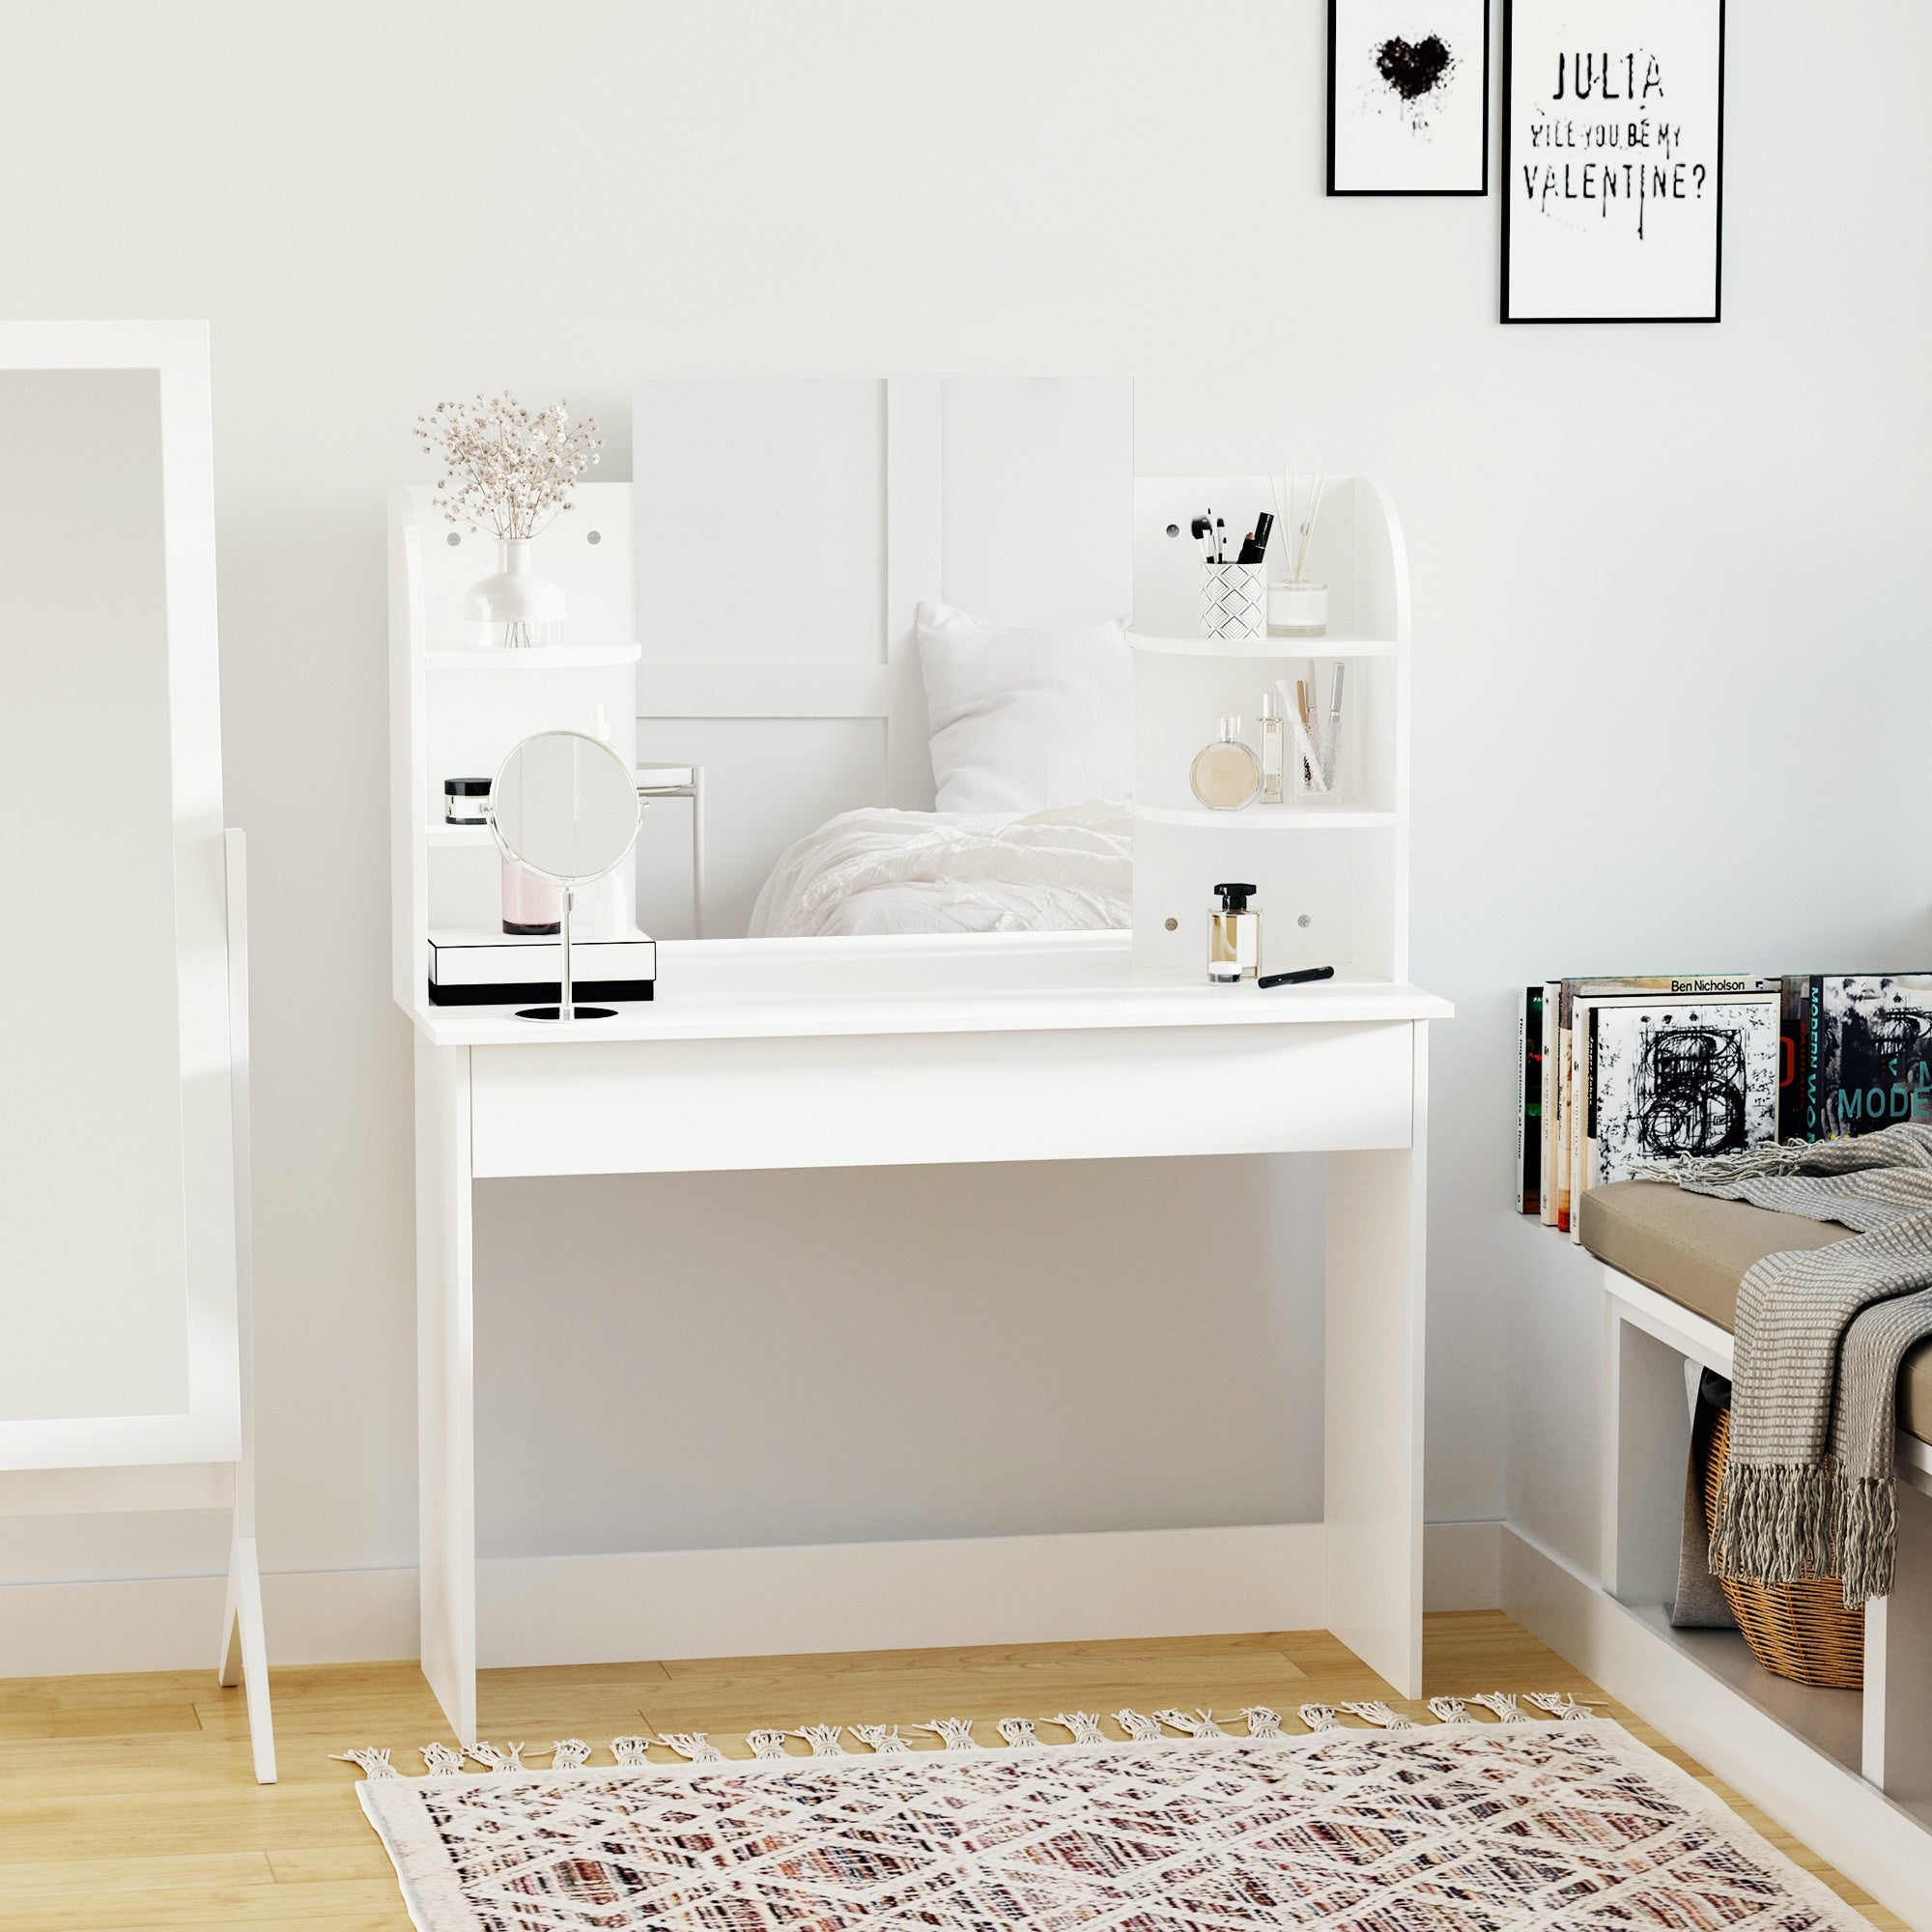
left=443, top=777, right=492, bottom=825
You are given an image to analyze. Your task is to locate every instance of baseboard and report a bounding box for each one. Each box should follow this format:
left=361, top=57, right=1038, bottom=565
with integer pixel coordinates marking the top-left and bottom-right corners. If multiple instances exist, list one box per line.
left=1419, top=1520, right=1501, bottom=1612
left=0, top=1520, right=1499, bottom=1678
left=1500, top=1523, right=1932, bottom=1932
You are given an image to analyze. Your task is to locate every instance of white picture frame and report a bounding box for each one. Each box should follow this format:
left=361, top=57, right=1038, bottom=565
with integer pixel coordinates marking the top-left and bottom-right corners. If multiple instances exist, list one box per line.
left=1328, top=0, right=1490, bottom=196
left=1502, top=0, right=1725, bottom=323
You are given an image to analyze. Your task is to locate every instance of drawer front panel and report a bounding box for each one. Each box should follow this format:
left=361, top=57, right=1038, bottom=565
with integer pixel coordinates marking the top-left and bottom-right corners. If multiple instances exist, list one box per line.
left=470, top=1022, right=1417, bottom=1177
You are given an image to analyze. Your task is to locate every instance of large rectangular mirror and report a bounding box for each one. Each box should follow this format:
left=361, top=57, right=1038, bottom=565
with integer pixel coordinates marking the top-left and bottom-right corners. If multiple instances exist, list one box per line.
left=0, top=326, right=239, bottom=1465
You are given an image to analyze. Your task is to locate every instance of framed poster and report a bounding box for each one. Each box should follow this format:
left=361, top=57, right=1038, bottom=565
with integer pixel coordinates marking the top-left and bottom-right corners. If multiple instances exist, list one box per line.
left=1328, top=0, right=1490, bottom=195
left=1502, top=0, right=1724, bottom=322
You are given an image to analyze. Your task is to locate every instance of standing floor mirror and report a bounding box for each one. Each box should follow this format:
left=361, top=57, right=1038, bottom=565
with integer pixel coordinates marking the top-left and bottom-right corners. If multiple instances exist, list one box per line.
left=0, top=323, right=273, bottom=1780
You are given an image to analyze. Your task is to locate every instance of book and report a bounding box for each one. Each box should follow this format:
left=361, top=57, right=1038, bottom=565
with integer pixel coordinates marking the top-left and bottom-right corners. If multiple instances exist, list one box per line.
left=1781, top=974, right=1932, bottom=1139
left=1569, top=976, right=1780, bottom=997
left=1581, top=992, right=1781, bottom=1200
left=1554, top=983, right=1575, bottom=1232
left=1516, top=986, right=1543, bottom=1214
left=1525, top=976, right=1778, bottom=1229
left=1539, top=980, right=1560, bottom=1225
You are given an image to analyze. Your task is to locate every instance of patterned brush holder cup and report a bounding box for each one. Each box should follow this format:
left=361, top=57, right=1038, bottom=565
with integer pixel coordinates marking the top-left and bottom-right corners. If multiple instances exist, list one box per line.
left=1268, top=580, right=1327, bottom=639
left=1200, top=562, right=1267, bottom=640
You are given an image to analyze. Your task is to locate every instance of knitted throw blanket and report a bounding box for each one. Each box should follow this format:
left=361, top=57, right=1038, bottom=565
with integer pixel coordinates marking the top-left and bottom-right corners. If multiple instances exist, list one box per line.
left=1635, top=1122, right=1932, bottom=1605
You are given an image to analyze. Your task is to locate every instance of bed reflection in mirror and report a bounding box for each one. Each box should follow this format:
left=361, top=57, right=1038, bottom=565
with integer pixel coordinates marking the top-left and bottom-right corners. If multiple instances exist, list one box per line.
left=627, top=377, right=1138, bottom=943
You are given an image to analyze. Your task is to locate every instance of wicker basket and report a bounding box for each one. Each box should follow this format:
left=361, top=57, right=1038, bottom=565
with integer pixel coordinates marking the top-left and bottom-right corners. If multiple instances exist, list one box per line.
left=1702, top=1405, right=1864, bottom=1689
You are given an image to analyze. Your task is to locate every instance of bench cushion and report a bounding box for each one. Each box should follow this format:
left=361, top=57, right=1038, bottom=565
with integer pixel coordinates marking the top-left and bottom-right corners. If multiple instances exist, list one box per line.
left=1579, top=1179, right=1932, bottom=1448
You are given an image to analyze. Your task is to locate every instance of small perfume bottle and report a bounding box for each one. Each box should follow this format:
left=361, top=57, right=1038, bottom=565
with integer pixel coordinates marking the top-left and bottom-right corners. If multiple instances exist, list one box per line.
left=1189, top=717, right=1262, bottom=811
left=1208, top=882, right=1261, bottom=985
left=1258, top=692, right=1285, bottom=804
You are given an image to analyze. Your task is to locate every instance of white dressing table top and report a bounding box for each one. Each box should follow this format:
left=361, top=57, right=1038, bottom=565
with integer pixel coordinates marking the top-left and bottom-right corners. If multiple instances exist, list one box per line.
left=405, top=930, right=1450, bottom=1047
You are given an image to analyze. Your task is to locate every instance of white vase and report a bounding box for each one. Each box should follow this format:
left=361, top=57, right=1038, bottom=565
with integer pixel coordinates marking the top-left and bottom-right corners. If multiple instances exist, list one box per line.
left=461, top=538, right=565, bottom=649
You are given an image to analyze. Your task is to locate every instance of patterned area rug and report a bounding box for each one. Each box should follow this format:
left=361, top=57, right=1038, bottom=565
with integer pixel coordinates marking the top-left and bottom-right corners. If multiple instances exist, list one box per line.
left=344, top=1700, right=1865, bottom=1932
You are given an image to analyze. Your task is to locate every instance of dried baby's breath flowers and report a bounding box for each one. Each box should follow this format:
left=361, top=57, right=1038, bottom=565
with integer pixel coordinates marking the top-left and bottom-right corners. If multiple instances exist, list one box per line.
left=413, top=391, right=604, bottom=541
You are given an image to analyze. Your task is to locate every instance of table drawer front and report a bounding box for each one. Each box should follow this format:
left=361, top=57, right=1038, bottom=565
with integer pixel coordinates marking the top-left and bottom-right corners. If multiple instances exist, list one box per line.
left=469, top=1022, right=1417, bottom=1177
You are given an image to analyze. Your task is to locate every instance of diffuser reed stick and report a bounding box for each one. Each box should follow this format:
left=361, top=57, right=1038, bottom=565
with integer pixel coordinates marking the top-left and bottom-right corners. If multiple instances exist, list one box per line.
left=1268, top=470, right=1327, bottom=584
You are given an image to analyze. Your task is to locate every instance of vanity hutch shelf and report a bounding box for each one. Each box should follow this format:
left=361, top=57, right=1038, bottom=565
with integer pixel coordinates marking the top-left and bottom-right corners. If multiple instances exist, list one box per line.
left=1127, top=475, right=1410, bottom=987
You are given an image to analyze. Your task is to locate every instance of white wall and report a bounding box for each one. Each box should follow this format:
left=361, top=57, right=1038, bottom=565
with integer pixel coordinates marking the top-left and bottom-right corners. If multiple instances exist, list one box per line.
left=3, top=1, right=1926, bottom=1639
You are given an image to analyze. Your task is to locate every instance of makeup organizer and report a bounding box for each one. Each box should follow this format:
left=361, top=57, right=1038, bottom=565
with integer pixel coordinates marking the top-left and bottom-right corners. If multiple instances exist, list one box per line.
left=392, top=488, right=658, bottom=1009
left=1128, top=475, right=1408, bottom=985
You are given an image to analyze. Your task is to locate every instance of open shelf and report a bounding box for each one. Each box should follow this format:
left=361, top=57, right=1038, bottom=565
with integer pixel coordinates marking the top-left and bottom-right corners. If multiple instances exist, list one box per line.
left=1625, top=1602, right=1864, bottom=1776
left=425, top=640, right=641, bottom=671
left=1131, top=800, right=1394, bottom=831
left=426, top=822, right=495, bottom=848
left=1126, top=632, right=1399, bottom=660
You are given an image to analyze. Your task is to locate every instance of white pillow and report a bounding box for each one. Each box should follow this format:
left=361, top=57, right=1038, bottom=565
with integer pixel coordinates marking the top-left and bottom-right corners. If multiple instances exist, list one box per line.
left=917, top=601, right=1132, bottom=814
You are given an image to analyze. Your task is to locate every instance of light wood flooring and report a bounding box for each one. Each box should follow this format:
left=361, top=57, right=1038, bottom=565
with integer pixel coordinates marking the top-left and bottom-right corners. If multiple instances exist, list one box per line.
left=0, top=1612, right=1898, bottom=1930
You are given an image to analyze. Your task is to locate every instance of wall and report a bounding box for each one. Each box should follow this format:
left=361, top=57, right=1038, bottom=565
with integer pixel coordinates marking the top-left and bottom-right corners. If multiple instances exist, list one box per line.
left=2, top=1, right=1926, bottom=1646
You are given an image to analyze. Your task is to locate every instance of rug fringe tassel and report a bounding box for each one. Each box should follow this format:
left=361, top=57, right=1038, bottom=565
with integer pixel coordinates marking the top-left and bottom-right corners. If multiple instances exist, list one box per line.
left=1469, top=1693, right=1528, bottom=1724
left=661, top=1732, right=726, bottom=1762
left=1525, top=1692, right=1597, bottom=1719
left=1153, top=1708, right=1229, bottom=1737
left=1340, top=1701, right=1413, bottom=1730
left=917, top=1718, right=979, bottom=1749
left=332, top=1690, right=1605, bottom=1777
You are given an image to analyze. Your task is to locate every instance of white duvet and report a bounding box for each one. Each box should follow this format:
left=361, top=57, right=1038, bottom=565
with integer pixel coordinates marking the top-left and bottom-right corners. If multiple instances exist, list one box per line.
left=749, top=800, right=1131, bottom=938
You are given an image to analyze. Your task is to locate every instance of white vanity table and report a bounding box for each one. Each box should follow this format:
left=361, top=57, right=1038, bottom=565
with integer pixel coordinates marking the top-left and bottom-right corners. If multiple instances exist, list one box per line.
left=393, top=379, right=1447, bottom=1743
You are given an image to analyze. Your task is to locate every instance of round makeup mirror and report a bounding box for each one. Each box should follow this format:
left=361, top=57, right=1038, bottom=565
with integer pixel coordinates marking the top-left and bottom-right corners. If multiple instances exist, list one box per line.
left=489, top=731, right=641, bottom=1022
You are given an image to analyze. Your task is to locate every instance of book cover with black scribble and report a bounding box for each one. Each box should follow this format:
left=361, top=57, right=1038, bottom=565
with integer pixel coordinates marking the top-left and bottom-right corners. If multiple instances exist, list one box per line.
left=1808, top=976, right=1932, bottom=1137
left=1587, top=995, right=1780, bottom=1188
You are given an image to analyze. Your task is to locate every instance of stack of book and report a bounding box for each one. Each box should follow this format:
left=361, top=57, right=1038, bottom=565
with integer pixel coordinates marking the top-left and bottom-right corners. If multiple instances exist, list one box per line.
left=1516, top=975, right=1932, bottom=1234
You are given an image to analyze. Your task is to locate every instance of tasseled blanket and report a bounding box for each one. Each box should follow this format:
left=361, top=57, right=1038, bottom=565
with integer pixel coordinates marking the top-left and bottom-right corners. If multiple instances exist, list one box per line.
left=1634, top=1122, right=1932, bottom=1605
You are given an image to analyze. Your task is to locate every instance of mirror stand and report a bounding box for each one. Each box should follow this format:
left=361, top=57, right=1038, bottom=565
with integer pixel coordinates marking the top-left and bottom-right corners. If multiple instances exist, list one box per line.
left=516, top=887, right=617, bottom=1023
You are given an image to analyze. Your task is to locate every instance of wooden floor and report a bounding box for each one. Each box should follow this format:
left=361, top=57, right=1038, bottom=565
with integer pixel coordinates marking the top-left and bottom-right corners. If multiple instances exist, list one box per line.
left=0, top=1611, right=1897, bottom=1930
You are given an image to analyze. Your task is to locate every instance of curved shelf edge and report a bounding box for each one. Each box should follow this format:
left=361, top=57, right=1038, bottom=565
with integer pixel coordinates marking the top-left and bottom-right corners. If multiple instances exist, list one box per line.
left=1130, top=801, right=1397, bottom=831
left=1125, top=631, right=1400, bottom=658
left=424, top=641, right=641, bottom=670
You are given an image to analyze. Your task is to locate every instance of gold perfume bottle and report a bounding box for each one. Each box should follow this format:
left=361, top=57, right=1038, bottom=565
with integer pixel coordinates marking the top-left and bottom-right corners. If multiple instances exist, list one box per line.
left=1190, top=717, right=1261, bottom=811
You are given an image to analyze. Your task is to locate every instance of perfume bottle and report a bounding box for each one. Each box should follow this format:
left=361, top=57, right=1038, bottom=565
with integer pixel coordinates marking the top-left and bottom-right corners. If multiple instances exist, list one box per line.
left=1258, top=692, right=1285, bottom=804
left=1189, top=717, right=1261, bottom=811
left=1208, top=882, right=1261, bottom=985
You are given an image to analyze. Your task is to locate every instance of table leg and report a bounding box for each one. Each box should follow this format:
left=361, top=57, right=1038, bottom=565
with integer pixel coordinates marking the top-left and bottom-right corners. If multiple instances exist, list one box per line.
left=416, top=1035, right=477, bottom=1745
left=1324, top=1022, right=1427, bottom=1698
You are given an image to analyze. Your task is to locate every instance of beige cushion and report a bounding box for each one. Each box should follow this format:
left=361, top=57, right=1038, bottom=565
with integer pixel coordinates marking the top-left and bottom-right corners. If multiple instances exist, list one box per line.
left=1579, top=1180, right=1932, bottom=1448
